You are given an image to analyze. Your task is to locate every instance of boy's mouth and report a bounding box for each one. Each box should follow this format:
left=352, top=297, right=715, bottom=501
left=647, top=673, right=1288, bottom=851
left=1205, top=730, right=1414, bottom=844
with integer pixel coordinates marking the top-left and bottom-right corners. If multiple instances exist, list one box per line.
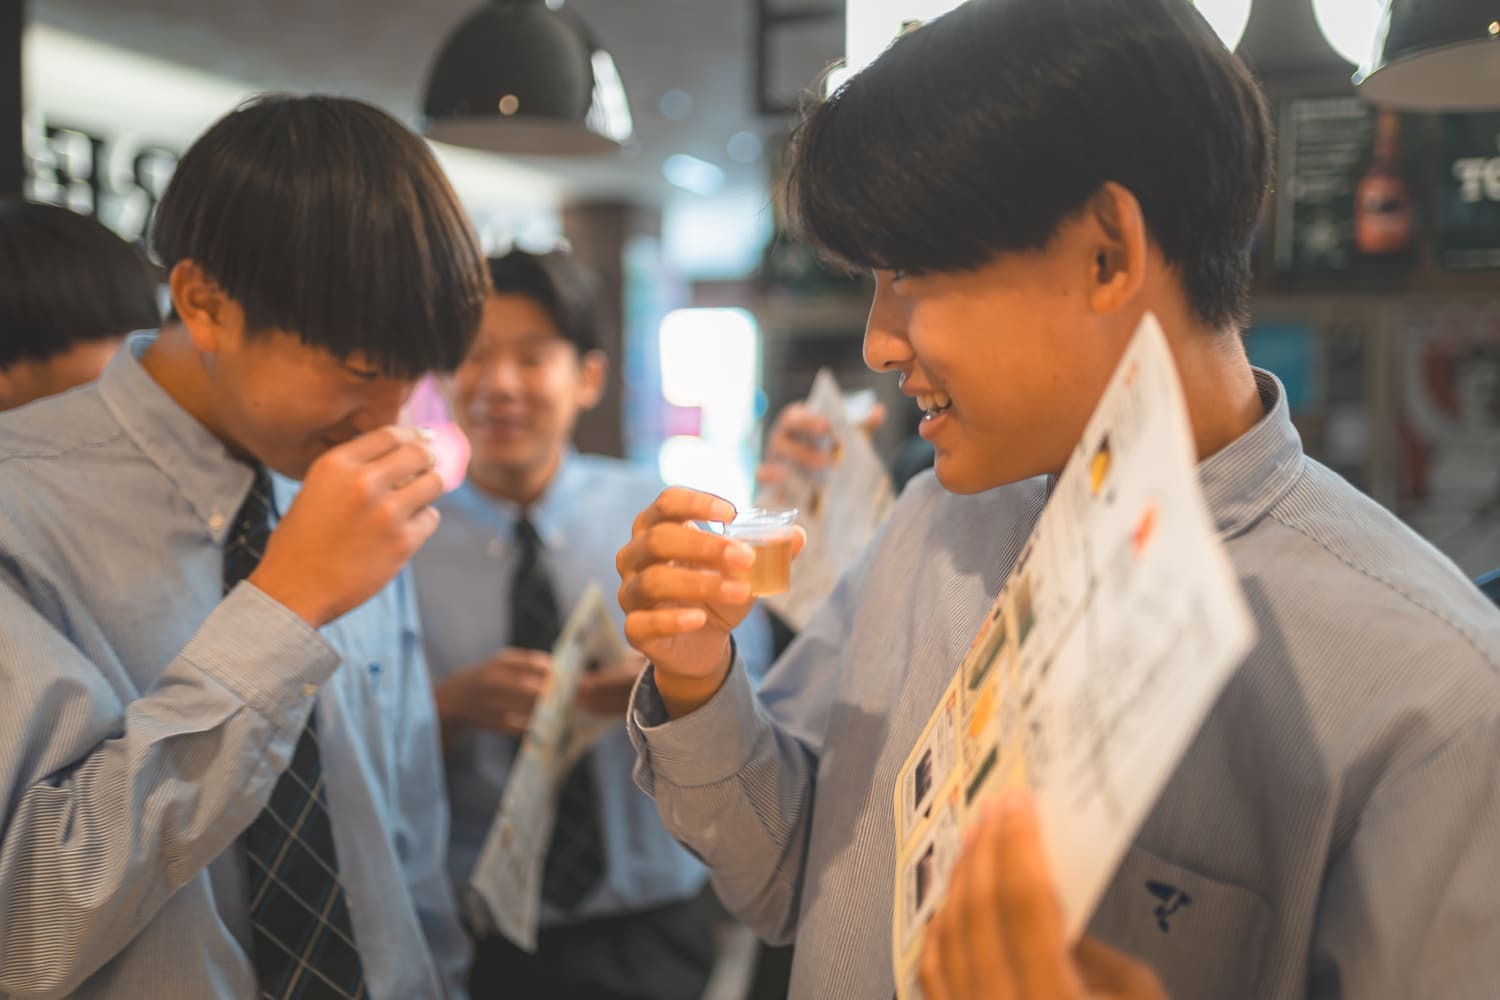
left=915, top=390, right=953, bottom=421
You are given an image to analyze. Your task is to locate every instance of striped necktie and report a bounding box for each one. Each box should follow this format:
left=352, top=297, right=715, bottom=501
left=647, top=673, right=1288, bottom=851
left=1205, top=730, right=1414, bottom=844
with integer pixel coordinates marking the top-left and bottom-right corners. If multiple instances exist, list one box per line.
left=225, top=466, right=368, bottom=999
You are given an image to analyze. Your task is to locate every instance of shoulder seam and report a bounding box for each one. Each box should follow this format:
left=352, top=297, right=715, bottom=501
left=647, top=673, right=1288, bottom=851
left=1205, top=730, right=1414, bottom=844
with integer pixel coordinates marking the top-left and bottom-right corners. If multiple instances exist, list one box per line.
left=0, top=426, right=128, bottom=466
left=1267, top=505, right=1500, bottom=674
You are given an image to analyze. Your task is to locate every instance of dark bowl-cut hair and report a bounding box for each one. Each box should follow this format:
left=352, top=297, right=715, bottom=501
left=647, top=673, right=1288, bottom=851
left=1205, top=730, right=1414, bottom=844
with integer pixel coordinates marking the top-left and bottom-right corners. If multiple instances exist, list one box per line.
left=0, top=200, right=160, bottom=368
left=150, top=94, right=489, bottom=377
left=487, top=249, right=601, bottom=355
left=784, top=0, right=1273, bottom=331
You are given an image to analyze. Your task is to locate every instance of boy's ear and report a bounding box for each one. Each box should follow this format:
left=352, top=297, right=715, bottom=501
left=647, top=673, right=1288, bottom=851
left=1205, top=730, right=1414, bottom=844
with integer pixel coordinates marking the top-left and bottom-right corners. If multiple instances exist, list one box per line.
left=169, top=260, right=241, bottom=353
left=1084, top=182, right=1148, bottom=317
left=578, top=349, right=608, bottom=411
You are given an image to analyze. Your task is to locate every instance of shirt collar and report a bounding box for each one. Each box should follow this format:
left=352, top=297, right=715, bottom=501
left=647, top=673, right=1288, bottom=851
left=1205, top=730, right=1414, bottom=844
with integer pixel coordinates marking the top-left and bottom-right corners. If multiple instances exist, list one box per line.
left=96, top=332, right=258, bottom=543
left=1198, top=368, right=1306, bottom=540
left=449, top=447, right=581, bottom=549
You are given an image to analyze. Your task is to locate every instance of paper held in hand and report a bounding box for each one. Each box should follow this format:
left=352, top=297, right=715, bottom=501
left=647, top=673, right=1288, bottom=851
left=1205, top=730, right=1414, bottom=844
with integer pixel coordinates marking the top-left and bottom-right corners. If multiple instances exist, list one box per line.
left=466, top=583, right=625, bottom=952
left=761, top=368, right=895, bottom=630
left=890, top=314, right=1257, bottom=1000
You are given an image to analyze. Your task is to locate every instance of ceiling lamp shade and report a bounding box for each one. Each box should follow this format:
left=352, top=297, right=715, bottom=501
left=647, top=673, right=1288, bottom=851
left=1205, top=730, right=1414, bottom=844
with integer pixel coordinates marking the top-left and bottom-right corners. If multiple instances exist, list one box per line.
left=1356, top=0, right=1500, bottom=110
left=422, top=0, right=633, bottom=155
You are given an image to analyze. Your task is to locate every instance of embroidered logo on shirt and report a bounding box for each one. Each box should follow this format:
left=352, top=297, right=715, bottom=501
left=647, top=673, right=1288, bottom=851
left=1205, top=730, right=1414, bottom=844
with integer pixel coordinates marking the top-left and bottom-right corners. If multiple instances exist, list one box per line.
left=1146, top=880, right=1192, bottom=932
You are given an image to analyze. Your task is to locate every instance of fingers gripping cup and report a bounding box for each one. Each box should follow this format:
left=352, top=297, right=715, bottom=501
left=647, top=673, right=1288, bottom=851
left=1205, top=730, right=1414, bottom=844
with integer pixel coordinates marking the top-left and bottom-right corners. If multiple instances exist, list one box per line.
left=723, top=507, right=799, bottom=596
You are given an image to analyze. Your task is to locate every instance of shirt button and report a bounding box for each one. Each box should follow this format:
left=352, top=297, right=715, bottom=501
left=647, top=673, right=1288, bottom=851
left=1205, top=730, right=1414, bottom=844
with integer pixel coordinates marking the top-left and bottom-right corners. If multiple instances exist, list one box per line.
left=302, top=683, right=318, bottom=698
left=488, top=537, right=506, bottom=558
left=209, top=513, right=226, bottom=532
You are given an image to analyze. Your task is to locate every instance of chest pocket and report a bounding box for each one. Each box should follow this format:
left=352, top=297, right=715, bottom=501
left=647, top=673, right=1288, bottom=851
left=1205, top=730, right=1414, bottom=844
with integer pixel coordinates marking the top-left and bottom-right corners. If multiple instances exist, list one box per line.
left=1087, top=844, right=1273, bottom=1000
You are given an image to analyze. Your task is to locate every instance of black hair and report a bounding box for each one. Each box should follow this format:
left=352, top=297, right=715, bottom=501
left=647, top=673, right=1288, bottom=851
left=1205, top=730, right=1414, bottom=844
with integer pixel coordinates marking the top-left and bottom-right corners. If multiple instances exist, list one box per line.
left=150, top=94, right=489, bottom=377
left=784, top=0, right=1273, bottom=331
left=0, top=200, right=159, bottom=367
left=486, top=249, right=601, bottom=355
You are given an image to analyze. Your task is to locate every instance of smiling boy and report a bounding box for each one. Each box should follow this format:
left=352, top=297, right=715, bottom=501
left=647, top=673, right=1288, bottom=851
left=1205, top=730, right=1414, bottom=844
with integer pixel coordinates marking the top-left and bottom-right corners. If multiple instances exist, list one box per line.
left=612, top=2, right=1500, bottom=998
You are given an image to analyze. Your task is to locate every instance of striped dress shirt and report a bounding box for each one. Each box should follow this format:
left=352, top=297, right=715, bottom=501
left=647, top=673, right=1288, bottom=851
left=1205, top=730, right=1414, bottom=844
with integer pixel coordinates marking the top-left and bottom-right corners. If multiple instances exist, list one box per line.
left=0, top=336, right=468, bottom=998
left=629, top=371, right=1500, bottom=1000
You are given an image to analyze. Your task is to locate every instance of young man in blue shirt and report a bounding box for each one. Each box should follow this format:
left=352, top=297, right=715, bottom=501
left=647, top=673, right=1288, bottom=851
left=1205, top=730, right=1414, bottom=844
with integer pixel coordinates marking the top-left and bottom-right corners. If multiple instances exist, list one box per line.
left=0, top=95, right=489, bottom=998
left=614, top=1, right=1500, bottom=998
left=413, top=249, right=770, bottom=999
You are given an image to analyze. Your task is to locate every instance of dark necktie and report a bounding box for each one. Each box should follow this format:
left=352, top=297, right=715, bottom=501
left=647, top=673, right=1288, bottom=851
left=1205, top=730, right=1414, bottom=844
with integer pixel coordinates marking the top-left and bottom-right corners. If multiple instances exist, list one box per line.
left=511, top=515, right=606, bottom=913
left=224, top=466, right=368, bottom=999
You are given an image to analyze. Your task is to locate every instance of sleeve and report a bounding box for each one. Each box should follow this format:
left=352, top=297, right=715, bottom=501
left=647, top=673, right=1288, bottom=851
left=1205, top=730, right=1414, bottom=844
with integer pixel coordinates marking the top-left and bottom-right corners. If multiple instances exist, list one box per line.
left=625, top=549, right=869, bottom=944
left=388, top=573, right=472, bottom=999
left=0, top=574, right=340, bottom=997
left=1309, top=714, right=1500, bottom=1000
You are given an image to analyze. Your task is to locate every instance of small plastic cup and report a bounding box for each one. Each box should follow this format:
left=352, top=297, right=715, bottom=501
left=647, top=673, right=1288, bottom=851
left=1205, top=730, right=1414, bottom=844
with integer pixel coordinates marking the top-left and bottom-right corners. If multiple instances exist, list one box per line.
left=722, top=507, right=799, bottom=596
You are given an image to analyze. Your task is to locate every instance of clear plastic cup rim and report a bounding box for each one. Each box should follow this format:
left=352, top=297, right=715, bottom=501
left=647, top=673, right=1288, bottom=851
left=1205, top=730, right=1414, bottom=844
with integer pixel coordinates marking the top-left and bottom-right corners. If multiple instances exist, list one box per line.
left=716, top=507, right=799, bottom=541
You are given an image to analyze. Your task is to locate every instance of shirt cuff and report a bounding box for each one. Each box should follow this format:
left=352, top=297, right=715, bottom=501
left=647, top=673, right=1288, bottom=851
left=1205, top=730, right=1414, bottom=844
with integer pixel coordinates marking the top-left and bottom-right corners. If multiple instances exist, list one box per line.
left=629, top=652, right=764, bottom=788
left=180, top=581, right=342, bottom=723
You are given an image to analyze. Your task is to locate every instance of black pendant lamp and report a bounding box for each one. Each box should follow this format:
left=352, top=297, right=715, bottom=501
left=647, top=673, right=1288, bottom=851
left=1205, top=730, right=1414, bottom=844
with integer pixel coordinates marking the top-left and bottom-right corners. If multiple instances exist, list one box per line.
left=422, top=0, right=633, bottom=155
left=1356, top=0, right=1500, bottom=110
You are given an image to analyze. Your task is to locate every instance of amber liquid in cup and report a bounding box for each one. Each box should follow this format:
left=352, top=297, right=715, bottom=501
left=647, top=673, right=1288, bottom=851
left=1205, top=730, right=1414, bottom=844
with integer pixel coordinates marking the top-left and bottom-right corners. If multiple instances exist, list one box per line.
left=739, top=531, right=795, bottom=595
left=724, top=508, right=799, bottom=596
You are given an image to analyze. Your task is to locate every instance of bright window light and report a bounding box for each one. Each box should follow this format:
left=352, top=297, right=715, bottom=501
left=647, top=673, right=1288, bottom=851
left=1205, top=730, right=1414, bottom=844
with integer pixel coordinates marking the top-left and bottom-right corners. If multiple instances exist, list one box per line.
left=659, top=308, right=758, bottom=410
left=658, top=308, right=761, bottom=507
left=1191, top=0, right=1254, bottom=52
left=1312, top=0, right=1384, bottom=67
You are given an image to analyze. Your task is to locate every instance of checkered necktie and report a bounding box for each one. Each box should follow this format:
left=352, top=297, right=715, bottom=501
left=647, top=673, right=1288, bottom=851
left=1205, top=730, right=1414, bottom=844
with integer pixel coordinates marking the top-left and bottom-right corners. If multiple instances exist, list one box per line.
left=512, top=515, right=605, bottom=913
left=224, top=466, right=368, bottom=999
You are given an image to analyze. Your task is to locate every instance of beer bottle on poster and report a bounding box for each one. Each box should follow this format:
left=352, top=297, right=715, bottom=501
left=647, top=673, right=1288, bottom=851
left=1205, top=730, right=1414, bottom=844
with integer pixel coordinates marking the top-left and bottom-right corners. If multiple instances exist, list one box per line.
left=1354, top=109, right=1416, bottom=261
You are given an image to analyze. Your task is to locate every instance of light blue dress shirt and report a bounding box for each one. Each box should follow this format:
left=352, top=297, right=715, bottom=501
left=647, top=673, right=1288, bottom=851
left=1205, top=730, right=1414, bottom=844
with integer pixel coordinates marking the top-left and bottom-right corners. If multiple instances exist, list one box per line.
left=630, top=372, right=1500, bottom=1000
left=412, top=451, right=772, bottom=926
left=0, top=336, right=468, bottom=998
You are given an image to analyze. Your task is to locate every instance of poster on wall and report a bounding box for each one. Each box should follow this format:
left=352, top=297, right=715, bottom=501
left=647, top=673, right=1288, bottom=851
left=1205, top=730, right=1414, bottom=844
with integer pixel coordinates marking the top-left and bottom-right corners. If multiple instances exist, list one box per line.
left=1275, top=97, right=1419, bottom=275
left=1436, top=112, right=1500, bottom=269
left=1399, top=307, right=1500, bottom=578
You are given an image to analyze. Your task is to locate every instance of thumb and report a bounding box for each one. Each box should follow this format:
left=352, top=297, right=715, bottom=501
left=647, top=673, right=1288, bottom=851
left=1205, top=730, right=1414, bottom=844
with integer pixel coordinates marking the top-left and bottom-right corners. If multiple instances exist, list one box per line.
left=789, top=525, right=809, bottom=559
